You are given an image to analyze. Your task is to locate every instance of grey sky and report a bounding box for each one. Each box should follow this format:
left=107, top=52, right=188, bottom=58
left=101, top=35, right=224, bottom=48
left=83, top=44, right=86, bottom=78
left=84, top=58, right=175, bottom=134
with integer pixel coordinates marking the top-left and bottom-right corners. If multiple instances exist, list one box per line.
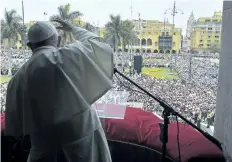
left=1, top=0, right=223, bottom=34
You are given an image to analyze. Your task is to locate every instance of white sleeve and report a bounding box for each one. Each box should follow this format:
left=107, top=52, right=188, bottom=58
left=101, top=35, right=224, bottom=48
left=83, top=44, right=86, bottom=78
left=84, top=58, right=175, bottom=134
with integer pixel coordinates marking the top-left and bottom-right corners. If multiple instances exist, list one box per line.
left=58, top=27, right=114, bottom=104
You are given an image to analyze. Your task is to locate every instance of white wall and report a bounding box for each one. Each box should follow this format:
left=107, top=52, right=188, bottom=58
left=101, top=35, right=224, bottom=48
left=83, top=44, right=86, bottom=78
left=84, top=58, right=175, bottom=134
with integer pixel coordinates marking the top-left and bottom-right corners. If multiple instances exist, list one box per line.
left=214, top=1, right=232, bottom=160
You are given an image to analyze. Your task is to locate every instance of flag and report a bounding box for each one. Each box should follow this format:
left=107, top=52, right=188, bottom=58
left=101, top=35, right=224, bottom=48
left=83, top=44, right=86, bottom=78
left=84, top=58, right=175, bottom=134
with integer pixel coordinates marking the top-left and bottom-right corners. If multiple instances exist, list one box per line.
left=44, top=12, right=47, bottom=15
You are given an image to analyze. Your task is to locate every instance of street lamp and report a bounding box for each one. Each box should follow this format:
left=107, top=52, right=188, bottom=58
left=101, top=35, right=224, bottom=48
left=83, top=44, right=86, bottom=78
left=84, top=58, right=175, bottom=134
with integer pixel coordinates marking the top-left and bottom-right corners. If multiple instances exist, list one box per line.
left=164, top=1, right=183, bottom=74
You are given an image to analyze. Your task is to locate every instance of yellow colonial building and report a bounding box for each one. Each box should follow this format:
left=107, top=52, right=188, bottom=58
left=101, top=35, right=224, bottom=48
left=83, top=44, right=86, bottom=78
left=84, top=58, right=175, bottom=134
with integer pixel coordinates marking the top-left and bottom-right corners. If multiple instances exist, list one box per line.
left=99, top=19, right=182, bottom=54
left=190, top=11, right=222, bottom=52
left=73, top=17, right=85, bottom=27
left=132, top=19, right=182, bottom=53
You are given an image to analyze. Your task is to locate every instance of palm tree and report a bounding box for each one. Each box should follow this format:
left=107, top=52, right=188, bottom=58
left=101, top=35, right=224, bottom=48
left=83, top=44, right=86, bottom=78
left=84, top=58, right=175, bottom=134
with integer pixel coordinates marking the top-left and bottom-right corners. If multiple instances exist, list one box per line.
left=120, top=20, right=137, bottom=53
left=104, top=15, right=123, bottom=52
left=105, top=15, right=136, bottom=53
left=1, top=9, right=25, bottom=76
left=50, top=3, right=83, bottom=45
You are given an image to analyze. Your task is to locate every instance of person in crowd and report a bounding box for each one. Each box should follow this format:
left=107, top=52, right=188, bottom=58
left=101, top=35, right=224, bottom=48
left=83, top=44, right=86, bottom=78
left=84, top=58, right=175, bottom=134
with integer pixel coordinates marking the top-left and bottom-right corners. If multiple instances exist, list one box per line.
left=4, top=19, right=113, bottom=162
left=197, top=110, right=202, bottom=129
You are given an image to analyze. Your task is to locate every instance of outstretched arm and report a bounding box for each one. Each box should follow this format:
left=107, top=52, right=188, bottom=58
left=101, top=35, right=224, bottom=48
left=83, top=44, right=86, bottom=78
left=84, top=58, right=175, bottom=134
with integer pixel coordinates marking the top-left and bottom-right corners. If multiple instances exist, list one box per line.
left=52, top=18, right=114, bottom=104
left=53, top=18, right=99, bottom=42
left=71, top=26, right=100, bottom=42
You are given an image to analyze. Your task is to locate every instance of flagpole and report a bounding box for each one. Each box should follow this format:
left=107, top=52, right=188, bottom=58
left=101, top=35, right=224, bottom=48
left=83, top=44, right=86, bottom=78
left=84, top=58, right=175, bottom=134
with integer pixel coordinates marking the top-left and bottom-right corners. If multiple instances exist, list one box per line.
left=22, top=0, right=25, bottom=51
left=22, top=0, right=25, bottom=25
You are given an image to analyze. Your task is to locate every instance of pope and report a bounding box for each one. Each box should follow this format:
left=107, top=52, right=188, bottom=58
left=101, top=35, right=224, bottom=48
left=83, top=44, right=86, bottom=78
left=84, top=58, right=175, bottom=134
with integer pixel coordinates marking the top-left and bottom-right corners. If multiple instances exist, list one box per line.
left=5, top=18, right=113, bottom=162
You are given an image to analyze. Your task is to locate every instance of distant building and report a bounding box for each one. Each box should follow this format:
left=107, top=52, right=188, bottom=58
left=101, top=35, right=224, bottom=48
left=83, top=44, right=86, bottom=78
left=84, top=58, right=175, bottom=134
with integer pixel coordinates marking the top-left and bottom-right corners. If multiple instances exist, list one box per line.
left=190, top=11, right=222, bottom=53
left=99, top=18, right=182, bottom=54
left=182, top=12, right=195, bottom=53
left=73, top=17, right=85, bottom=26
left=132, top=19, right=182, bottom=53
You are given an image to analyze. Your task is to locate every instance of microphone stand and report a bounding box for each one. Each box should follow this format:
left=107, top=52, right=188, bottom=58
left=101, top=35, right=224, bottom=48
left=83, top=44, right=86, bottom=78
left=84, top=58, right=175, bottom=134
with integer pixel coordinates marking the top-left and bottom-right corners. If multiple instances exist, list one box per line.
left=114, top=68, right=222, bottom=162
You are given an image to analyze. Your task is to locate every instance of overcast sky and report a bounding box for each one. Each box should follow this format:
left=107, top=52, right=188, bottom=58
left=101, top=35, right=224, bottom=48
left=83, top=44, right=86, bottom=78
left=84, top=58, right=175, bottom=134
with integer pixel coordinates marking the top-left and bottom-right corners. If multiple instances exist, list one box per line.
left=1, top=0, right=223, bottom=34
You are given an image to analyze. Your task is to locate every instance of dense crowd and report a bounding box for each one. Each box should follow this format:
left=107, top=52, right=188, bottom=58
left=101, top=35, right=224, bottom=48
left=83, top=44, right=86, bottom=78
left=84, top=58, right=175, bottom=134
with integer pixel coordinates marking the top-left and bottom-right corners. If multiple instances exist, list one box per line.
left=0, top=50, right=219, bottom=124
left=1, top=49, right=31, bottom=75
left=112, top=53, right=219, bottom=123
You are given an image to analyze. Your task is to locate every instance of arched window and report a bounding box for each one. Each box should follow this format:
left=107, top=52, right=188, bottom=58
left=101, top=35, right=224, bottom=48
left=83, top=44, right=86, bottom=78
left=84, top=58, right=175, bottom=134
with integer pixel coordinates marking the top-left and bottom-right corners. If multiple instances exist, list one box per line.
left=147, top=38, right=152, bottom=46
left=136, top=49, right=140, bottom=53
left=154, top=49, right=158, bottom=53
left=172, top=50, right=176, bottom=54
left=141, top=39, right=146, bottom=46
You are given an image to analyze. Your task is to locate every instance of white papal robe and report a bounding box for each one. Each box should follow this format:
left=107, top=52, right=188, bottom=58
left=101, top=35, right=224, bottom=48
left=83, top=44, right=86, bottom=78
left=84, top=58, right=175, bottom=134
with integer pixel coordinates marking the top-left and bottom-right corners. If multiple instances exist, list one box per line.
left=5, top=26, right=113, bottom=162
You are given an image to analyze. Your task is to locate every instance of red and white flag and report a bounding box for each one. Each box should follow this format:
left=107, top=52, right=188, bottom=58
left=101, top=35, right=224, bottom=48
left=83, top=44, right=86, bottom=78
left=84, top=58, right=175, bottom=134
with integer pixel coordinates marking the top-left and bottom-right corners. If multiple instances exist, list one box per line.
left=44, top=12, right=47, bottom=15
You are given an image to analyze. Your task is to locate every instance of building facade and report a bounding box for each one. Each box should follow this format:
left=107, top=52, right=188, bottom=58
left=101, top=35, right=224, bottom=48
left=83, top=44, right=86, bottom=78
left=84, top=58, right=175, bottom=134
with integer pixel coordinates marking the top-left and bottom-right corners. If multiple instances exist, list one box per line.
left=132, top=19, right=182, bottom=53
left=182, top=12, right=195, bottom=53
left=190, top=11, right=222, bottom=53
left=99, top=19, right=182, bottom=54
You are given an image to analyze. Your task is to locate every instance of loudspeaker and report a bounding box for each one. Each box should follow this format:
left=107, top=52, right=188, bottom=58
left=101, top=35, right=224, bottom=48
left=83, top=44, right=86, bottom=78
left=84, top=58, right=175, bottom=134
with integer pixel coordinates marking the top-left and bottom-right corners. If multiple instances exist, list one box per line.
left=134, top=56, right=143, bottom=74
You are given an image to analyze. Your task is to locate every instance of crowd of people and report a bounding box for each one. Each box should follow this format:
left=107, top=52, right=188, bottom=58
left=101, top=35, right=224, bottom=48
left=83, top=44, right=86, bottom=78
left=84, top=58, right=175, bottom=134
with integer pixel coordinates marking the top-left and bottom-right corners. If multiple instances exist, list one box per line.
left=112, top=53, right=218, bottom=124
left=0, top=50, right=218, bottom=125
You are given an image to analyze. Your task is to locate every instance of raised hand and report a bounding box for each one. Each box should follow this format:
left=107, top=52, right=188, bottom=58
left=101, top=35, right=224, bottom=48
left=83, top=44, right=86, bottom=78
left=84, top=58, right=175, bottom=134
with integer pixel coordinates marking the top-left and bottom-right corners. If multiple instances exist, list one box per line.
left=51, top=18, right=73, bottom=32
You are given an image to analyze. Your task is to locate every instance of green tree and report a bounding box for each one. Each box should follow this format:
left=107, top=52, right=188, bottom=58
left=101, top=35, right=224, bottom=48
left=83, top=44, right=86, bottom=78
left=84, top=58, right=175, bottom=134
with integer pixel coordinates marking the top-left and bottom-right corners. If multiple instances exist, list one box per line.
left=1, top=9, right=25, bottom=75
left=50, top=3, right=83, bottom=44
left=104, top=14, right=122, bottom=52
left=120, top=20, right=136, bottom=53
left=104, top=15, right=136, bottom=53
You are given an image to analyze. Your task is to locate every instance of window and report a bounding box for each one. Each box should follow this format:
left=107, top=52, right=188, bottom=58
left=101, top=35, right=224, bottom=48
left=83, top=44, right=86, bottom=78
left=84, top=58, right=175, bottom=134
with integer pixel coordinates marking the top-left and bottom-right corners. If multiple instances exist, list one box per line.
left=201, top=28, right=205, bottom=30
left=199, top=44, right=204, bottom=47
left=200, top=40, right=203, bottom=42
left=172, top=42, right=176, bottom=46
left=216, top=31, right=220, bottom=34
left=19, top=40, right=21, bottom=43
left=215, top=36, right=220, bottom=38
left=162, top=32, right=165, bottom=36
left=208, top=27, right=213, bottom=30
left=148, top=32, right=151, bottom=35
left=166, top=32, right=169, bottom=35
left=207, top=44, right=211, bottom=47
left=173, top=32, right=176, bottom=35
left=215, top=40, right=219, bottom=43
left=207, top=40, right=211, bottom=43
left=155, top=42, right=158, bottom=46
left=215, top=27, right=221, bottom=31
left=208, top=36, right=211, bottom=38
